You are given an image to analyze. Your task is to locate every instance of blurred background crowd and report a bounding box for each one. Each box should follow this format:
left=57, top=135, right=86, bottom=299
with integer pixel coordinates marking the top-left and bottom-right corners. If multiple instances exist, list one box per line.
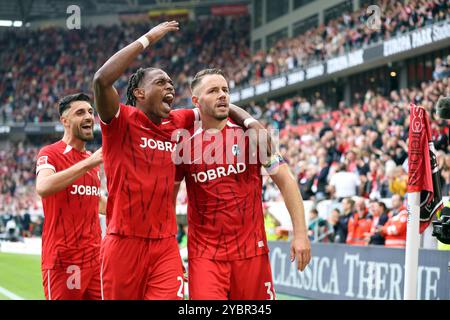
left=0, top=0, right=449, bottom=249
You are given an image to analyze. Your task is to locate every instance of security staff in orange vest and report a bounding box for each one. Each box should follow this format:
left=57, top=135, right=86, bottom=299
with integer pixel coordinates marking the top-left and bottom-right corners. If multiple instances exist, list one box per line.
left=346, top=197, right=372, bottom=246
left=375, top=194, right=407, bottom=248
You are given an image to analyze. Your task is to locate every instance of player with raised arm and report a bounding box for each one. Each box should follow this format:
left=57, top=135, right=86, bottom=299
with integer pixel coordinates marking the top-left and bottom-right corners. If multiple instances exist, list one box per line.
left=93, top=21, right=258, bottom=300
left=174, top=69, right=311, bottom=300
left=36, top=93, right=105, bottom=300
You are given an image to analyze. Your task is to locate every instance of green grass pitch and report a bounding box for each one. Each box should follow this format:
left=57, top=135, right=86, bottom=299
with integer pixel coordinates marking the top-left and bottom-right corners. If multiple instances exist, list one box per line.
left=0, top=252, right=45, bottom=300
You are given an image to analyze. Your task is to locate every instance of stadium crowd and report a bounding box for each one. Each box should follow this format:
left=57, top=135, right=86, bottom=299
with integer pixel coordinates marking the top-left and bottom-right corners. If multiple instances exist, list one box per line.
left=0, top=139, right=105, bottom=240
left=0, top=15, right=250, bottom=123
left=0, top=142, right=43, bottom=239
left=257, top=72, right=449, bottom=247
left=1, top=71, right=449, bottom=247
left=246, top=0, right=449, bottom=85
left=0, top=0, right=449, bottom=248
left=0, top=0, right=448, bottom=124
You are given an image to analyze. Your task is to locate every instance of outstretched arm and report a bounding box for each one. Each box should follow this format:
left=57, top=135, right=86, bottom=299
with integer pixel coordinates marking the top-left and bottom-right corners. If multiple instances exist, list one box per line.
left=269, top=163, right=311, bottom=271
left=36, top=148, right=102, bottom=198
left=228, top=104, right=254, bottom=127
left=229, top=103, right=272, bottom=157
left=93, top=21, right=179, bottom=123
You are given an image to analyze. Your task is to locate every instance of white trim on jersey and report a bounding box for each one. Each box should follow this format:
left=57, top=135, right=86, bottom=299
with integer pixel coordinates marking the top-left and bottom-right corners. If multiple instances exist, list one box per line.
left=100, top=255, right=105, bottom=300
left=193, top=108, right=200, bottom=121
left=99, top=106, right=121, bottom=125
left=226, top=120, right=241, bottom=128
left=189, top=127, right=203, bottom=141
left=63, top=144, right=73, bottom=154
left=47, top=270, right=52, bottom=300
left=36, top=164, right=56, bottom=175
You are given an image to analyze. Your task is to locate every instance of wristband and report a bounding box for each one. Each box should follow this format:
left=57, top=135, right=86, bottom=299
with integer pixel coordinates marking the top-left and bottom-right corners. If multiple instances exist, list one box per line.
left=244, top=118, right=257, bottom=128
left=137, top=36, right=150, bottom=49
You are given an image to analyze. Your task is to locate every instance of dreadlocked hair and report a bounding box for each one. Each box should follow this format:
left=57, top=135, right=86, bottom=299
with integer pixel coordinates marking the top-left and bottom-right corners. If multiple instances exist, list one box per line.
left=125, top=67, right=158, bottom=106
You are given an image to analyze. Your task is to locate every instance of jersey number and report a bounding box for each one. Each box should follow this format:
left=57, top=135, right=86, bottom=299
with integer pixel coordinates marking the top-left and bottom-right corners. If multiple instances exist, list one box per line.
left=177, top=276, right=184, bottom=298
left=265, top=281, right=275, bottom=300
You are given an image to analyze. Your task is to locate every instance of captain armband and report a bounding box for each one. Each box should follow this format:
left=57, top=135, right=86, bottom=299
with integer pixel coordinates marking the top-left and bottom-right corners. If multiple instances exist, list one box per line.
left=262, top=153, right=286, bottom=175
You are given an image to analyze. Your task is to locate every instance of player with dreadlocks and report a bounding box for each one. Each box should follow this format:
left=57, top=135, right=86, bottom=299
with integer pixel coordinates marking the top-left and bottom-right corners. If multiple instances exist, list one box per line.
left=93, top=21, right=259, bottom=300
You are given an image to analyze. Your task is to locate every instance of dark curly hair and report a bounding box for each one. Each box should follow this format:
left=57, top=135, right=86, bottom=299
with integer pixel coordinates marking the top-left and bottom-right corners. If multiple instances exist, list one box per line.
left=126, top=67, right=158, bottom=106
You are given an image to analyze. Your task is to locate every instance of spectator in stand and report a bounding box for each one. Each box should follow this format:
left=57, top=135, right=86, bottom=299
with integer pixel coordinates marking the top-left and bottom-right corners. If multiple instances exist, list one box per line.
left=262, top=179, right=282, bottom=202
left=389, top=194, right=407, bottom=217
left=19, top=207, right=32, bottom=238
left=5, top=216, right=20, bottom=242
left=299, top=165, right=317, bottom=201
left=388, top=165, right=408, bottom=197
left=346, top=197, right=372, bottom=246
left=328, top=163, right=360, bottom=201
left=433, top=57, right=448, bottom=80
left=335, top=197, right=355, bottom=243
left=367, top=200, right=390, bottom=245
left=264, top=205, right=281, bottom=241
left=314, top=155, right=331, bottom=201
left=363, top=159, right=390, bottom=199
left=299, top=97, right=313, bottom=123
left=375, top=195, right=408, bottom=248
left=307, top=208, right=330, bottom=243
left=32, top=215, right=44, bottom=237
left=327, top=208, right=341, bottom=243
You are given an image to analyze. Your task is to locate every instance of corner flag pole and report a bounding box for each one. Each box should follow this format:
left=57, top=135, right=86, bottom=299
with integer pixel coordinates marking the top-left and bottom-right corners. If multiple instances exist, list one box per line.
left=404, top=192, right=420, bottom=300
left=404, top=103, right=426, bottom=301
left=404, top=101, right=447, bottom=300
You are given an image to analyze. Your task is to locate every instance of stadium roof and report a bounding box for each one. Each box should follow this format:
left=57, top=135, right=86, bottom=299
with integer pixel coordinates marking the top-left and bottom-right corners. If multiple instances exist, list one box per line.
left=0, top=0, right=249, bottom=22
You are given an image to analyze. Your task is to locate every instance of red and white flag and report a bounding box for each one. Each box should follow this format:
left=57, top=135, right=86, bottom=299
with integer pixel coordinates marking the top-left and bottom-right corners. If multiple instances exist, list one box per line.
left=407, top=104, right=443, bottom=233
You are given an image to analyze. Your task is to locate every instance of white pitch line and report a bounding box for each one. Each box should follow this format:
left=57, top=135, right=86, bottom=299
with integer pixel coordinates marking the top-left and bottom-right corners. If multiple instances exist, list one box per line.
left=0, top=286, right=24, bottom=300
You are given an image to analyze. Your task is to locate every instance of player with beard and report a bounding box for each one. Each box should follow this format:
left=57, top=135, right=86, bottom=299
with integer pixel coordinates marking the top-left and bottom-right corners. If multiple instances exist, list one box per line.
left=174, top=69, right=311, bottom=299
left=93, top=21, right=258, bottom=300
left=36, top=93, right=105, bottom=300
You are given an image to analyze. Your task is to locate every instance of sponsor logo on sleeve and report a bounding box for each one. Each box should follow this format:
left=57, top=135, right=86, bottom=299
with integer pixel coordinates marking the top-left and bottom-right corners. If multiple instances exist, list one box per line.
left=37, top=156, right=48, bottom=166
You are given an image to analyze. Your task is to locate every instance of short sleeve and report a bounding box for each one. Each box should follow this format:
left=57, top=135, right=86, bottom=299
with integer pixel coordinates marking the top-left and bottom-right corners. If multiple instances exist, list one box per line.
left=36, top=147, right=58, bottom=175
left=99, top=104, right=129, bottom=137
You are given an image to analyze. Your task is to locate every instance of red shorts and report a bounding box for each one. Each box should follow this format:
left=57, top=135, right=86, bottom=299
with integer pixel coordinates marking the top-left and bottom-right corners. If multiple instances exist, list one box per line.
left=188, top=254, right=275, bottom=300
left=42, top=264, right=101, bottom=300
left=100, top=234, right=184, bottom=300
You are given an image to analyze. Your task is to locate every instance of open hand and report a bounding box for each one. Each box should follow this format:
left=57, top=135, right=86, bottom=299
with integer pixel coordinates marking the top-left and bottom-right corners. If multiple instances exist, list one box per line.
left=145, top=21, right=179, bottom=45
left=290, top=236, right=311, bottom=271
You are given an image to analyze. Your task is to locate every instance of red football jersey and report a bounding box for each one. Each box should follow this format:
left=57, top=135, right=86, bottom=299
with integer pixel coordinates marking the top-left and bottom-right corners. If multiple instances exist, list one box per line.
left=175, top=120, right=269, bottom=261
left=36, top=140, right=101, bottom=269
left=100, top=104, right=198, bottom=239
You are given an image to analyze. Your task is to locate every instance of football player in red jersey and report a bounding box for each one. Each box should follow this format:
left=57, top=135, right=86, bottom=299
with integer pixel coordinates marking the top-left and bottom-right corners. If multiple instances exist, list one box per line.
left=36, top=93, right=105, bottom=300
left=93, top=21, right=257, bottom=300
left=174, top=69, right=311, bottom=300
